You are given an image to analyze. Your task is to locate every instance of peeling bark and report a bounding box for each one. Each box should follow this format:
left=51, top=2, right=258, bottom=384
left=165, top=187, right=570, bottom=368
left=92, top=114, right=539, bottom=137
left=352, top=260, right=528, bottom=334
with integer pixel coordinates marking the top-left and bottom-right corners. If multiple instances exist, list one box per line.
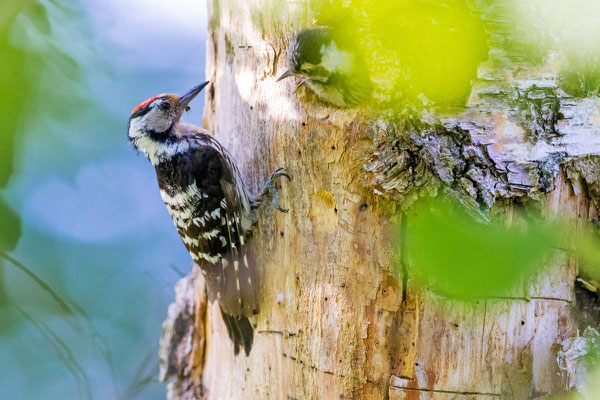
left=160, top=267, right=206, bottom=400
left=159, top=1, right=600, bottom=398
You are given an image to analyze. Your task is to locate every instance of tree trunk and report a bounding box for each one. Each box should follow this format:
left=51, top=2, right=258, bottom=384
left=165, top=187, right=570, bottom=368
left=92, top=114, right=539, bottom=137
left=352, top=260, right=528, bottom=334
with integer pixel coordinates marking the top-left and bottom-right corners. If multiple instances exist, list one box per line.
left=159, top=1, right=600, bottom=399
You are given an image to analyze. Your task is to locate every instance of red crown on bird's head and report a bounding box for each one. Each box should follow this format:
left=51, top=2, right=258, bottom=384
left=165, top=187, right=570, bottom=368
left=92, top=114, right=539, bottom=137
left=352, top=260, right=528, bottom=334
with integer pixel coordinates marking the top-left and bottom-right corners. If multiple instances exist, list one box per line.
left=131, top=94, right=167, bottom=115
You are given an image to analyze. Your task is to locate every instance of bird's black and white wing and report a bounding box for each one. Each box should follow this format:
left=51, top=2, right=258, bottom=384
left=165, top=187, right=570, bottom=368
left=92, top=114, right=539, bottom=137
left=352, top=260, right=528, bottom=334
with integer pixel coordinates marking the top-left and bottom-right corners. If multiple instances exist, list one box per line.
left=157, top=142, right=258, bottom=355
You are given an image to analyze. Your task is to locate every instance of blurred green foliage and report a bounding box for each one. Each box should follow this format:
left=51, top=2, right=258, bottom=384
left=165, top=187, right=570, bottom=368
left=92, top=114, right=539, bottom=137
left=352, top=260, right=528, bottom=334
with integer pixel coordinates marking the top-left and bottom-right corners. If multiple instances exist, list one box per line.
left=587, top=368, right=600, bottom=399
left=0, top=1, right=174, bottom=398
left=559, top=54, right=600, bottom=98
left=576, top=230, right=600, bottom=289
left=400, top=196, right=600, bottom=397
left=0, top=36, right=27, bottom=189
left=0, top=0, right=83, bottom=323
left=401, top=196, right=558, bottom=299
left=400, top=195, right=600, bottom=298
left=311, top=0, right=490, bottom=110
left=473, top=0, right=550, bottom=65
left=0, top=196, right=21, bottom=252
left=475, top=0, right=600, bottom=99
left=0, top=1, right=30, bottom=253
left=308, top=0, right=600, bottom=113
left=0, top=0, right=85, bottom=252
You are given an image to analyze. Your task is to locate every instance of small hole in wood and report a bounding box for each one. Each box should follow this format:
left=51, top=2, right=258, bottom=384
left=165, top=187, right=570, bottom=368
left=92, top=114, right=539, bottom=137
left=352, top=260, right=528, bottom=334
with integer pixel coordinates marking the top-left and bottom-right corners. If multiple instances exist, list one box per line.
left=521, top=320, right=525, bottom=325
left=325, top=297, right=328, bottom=301
left=341, top=283, right=345, bottom=288
left=302, top=122, right=306, bottom=127
left=331, top=145, right=336, bottom=150
left=250, top=106, right=253, bottom=110
left=280, top=231, right=284, bottom=237
left=359, top=204, right=368, bottom=212
left=334, top=208, right=338, bottom=213
left=298, top=151, right=302, bottom=156
left=453, top=323, right=459, bottom=328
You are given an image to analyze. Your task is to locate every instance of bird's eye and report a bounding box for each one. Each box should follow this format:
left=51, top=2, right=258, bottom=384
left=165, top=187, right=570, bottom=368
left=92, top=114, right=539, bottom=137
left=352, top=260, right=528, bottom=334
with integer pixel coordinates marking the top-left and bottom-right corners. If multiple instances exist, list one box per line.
left=160, top=102, right=172, bottom=111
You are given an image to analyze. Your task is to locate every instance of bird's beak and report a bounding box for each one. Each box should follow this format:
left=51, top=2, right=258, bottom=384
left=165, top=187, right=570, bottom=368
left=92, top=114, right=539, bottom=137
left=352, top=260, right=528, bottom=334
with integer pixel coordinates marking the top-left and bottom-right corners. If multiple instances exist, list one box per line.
left=276, top=69, right=295, bottom=82
left=178, top=81, right=209, bottom=109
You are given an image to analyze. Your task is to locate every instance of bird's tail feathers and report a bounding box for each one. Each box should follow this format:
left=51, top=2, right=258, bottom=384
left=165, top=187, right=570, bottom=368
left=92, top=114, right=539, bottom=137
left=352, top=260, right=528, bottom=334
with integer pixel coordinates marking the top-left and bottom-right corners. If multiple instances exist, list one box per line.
left=220, top=308, right=254, bottom=356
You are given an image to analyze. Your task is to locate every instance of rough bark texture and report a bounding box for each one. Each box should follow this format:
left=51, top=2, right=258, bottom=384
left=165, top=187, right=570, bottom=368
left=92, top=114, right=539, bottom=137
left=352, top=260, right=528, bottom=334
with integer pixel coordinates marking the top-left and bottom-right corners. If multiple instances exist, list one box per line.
left=159, top=1, right=600, bottom=399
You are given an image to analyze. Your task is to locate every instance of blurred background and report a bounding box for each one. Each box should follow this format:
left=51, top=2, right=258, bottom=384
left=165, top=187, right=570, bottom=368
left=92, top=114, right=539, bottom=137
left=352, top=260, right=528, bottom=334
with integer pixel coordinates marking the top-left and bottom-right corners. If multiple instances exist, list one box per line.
left=2, top=0, right=600, bottom=399
left=0, top=0, right=207, bottom=398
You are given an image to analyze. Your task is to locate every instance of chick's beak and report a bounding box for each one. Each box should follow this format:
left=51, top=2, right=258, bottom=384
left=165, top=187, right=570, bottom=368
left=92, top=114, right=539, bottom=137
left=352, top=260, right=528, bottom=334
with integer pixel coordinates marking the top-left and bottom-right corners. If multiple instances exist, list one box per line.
left=178, top=81, right=209, bottom=110
left=276, top=69, right=295, bottom=82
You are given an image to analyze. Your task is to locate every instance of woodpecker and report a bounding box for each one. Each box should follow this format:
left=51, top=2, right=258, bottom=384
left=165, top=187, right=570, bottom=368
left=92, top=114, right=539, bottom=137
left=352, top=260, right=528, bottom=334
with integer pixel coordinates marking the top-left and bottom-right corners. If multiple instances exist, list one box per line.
left=128, top=82, right=289, bottom=355
left=277, top=27, right=373, bottom=108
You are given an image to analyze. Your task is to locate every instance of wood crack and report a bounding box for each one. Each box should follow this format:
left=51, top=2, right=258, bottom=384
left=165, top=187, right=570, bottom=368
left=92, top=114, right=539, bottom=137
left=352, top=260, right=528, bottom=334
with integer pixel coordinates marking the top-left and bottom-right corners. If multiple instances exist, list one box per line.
left=390, top=385, right=500, bottom=397
left=256, top=329, right=302, bottom=338
left=487, top=295, right=572, bottom=303
left=429, top=293, right=572, bottom=303
left=257, top=329, right=300, bottom=337
left=281, top=352, right=346, bottom=379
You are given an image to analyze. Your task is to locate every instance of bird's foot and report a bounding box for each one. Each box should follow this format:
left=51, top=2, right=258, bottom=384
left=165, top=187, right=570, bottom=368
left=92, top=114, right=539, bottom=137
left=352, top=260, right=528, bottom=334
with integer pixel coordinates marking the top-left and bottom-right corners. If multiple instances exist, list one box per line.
left=259, top=167, right=291, bottom=213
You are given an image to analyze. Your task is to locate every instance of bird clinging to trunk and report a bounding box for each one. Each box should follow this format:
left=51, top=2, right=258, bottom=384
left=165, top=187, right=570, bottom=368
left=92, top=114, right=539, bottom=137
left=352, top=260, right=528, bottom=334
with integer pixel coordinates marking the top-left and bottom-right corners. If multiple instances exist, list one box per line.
left=127, top=82, right=289, bottom=355
left=278, top=27, right=373, bottom=108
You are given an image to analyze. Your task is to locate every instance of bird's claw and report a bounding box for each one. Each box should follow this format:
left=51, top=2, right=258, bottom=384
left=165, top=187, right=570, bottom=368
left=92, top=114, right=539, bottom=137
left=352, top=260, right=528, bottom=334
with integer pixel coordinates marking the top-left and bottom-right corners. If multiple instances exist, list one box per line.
left=268, top=167, right=292, bottom=183
left=293, top=77, right=308, bottom=93
left=263, top=168, right=291, bottom=213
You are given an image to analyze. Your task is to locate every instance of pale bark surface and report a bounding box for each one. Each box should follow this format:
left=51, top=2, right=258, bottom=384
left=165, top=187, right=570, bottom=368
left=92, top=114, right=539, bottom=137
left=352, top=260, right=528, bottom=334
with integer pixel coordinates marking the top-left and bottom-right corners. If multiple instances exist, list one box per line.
left=159, top=1, right=600, bottom=399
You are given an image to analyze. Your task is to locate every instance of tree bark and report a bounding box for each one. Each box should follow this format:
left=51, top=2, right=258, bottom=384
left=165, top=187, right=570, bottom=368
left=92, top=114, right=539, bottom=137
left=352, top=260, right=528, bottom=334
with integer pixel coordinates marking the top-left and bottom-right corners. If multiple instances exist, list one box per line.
left=160, top=1, right=600, bottom=399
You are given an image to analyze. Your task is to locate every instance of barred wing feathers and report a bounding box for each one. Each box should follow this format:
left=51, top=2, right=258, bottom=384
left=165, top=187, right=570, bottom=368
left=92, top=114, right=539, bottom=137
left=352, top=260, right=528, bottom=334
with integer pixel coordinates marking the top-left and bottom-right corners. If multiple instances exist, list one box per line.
left=157, top=142, right=258, bottom=355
